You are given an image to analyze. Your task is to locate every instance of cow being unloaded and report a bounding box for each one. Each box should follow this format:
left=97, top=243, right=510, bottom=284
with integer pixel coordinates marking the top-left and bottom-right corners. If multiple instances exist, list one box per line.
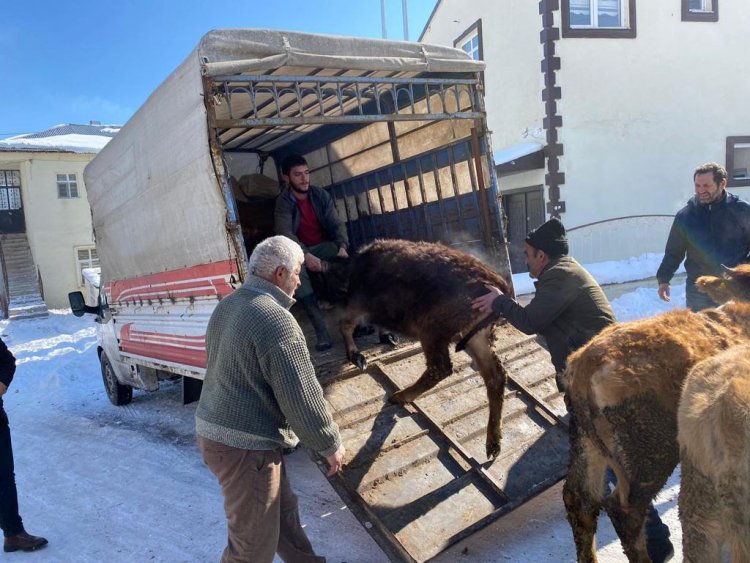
left=678, top=343, right=750, bottom=563
left=337, top=238, right=513, bottom=460
left=562, top=264, right=750, bottom=563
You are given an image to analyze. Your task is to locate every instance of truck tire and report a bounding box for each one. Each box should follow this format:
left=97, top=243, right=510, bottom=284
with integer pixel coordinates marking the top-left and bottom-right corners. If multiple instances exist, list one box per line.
left=100, top=353, right=133, bottom=406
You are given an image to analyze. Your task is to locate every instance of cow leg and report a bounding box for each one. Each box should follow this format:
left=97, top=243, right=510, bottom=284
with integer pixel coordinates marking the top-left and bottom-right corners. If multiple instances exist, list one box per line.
left=563, top=430, right=608, bottom=563
left=339, top=310, right=367, bottom=370
left=603, top=486, right=652, bottom=563
left=679, top=458, right=723, bottom=563
left=463, top=327, right=507, bottom=459
left=391, top=338, right=451, bottom=405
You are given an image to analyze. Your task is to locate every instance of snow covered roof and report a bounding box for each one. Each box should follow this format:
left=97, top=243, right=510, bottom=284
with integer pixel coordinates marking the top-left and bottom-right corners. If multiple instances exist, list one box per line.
left=0, top=123, right=121, bottom=154
left=493, top=142, right=544, bottom=166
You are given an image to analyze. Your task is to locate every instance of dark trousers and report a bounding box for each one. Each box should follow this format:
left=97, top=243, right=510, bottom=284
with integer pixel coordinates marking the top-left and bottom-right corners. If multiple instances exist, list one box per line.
left=0, top=405, right=23, bottom=537
left=295, top=242, right=339, bottom=300
left=198, top=436, right=324, bottom=563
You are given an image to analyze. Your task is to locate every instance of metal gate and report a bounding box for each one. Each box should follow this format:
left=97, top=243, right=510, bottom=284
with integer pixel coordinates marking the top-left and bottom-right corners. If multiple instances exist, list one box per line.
left=316, top=323, right=570, bottom=562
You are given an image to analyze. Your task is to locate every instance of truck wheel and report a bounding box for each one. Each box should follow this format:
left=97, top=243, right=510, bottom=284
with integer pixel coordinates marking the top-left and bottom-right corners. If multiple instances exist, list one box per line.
left=100, top=353, right=133, bottom=406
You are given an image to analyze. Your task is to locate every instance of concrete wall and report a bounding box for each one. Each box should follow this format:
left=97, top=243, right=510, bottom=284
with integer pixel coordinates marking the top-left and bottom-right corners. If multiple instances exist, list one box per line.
left=0, top=152, right=96, bottom=308
left=421, top=0, right=750, bottom=263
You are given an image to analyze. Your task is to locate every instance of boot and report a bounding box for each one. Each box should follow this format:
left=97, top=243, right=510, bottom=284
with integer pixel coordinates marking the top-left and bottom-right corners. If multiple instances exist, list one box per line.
left=4, top=531, right=49, bottom=552
left=300, top=295, right=332, bottom=351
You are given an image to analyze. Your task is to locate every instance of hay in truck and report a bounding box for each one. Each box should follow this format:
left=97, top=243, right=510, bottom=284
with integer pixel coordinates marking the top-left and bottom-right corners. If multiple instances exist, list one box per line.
left=68, top=29, right=569, bottom=562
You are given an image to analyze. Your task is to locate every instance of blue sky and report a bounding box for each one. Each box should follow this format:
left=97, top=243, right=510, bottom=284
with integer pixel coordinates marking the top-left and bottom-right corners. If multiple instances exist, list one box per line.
left=0, top=0, right=437, bottom=137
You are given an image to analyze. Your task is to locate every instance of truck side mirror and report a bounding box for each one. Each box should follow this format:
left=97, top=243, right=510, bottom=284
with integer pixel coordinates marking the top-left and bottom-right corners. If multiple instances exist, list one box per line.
left=69, top=291, right=99, bottom=317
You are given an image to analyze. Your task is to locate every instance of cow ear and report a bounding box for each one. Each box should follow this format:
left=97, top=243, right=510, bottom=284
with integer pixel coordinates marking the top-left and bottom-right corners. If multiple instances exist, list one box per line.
left=721, top=264, right=733, bottom=277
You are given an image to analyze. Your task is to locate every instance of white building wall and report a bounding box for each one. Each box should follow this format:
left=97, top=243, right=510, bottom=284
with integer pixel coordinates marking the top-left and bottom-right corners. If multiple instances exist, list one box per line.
left=0, top=152, right=97, bottom=308
left=421, top=0, right=750, bottom=264
left=557, top=1, right=750, bottom=262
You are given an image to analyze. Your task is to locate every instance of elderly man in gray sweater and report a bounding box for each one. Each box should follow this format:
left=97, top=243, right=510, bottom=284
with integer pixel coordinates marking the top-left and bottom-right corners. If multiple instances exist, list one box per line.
left=196, top=235, right=345, bottom=563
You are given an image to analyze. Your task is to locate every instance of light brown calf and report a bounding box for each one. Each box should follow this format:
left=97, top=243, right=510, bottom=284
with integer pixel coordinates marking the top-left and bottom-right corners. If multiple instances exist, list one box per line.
left=678, top=344, right=750, bottom=563
left=562, top=264, right=750, bottom=562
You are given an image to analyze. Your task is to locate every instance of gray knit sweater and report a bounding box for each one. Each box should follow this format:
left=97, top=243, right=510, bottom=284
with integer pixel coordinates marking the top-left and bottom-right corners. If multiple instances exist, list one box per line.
left=195, top=275, right=341, bottom=457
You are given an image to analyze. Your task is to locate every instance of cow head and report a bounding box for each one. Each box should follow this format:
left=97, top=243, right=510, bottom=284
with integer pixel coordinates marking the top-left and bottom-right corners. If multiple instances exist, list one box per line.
left=696, top=263, right=750, bottom=304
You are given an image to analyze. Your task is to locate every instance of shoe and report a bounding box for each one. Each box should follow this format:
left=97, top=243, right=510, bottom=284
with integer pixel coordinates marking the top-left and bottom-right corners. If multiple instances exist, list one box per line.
left=4, top=531, right=49, bottom=552
left=646, top=538, right=674, bottom=563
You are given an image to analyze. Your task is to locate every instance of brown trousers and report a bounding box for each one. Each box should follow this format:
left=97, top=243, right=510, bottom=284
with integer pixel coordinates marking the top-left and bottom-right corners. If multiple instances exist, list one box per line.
left=198, top=436, right=325, bottom=563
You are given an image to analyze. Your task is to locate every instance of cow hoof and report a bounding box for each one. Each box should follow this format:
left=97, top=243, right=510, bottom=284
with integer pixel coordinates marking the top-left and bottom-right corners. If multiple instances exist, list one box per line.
left=351, top=352, right=368, bottom=371
left=380, top=332, right=399, bottom=346
left=486, top=442, right=501, bottom=460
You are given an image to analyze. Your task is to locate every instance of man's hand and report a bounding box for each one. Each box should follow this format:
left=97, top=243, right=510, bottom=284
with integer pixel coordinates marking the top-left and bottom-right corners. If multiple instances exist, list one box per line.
left=336, top=247, right=349, bottom=259
left=472, top=285, right=505, bottom=313
left=0, top=382, right=7, bottom=397
left=304, top=252, right=324, bottom=273
left=325, top=444, right=346, bottom=476
left=658, top=283, right=671, bottom=302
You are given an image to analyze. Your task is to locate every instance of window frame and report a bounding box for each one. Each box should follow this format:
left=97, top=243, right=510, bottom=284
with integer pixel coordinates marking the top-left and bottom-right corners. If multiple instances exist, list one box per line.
left=562, top=0, right=637, bottom=38
left=453, top=19, right=483, bottom=61
left=726, top=136, right=750, bottom=188
left=682, top=0, right=718, bottom=22
left=75, top=246, right=99, bottom=286
left=57, top=173, right=79, bottom=199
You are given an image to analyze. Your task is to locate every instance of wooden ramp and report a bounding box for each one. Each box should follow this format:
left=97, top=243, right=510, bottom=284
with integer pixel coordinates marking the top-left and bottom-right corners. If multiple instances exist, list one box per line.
left=312, top=323, right=570, bottom=562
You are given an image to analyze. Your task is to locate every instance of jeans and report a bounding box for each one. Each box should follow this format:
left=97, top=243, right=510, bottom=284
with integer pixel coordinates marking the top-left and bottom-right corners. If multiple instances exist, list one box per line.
left=686, top=282, right=718, bottom=312
left=0, top=406, right=23, bottom=537
left=295, top=241, right=339, bottom=300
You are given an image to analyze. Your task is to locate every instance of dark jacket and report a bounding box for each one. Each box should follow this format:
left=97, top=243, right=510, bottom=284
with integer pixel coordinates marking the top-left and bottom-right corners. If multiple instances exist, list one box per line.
left=656, top=192, right=750, bottom=287
left=492, top=256, right=616, bottom=373
left=274, top=186, right=349, bottom=252
left=0, top=337, right=16, bottom=408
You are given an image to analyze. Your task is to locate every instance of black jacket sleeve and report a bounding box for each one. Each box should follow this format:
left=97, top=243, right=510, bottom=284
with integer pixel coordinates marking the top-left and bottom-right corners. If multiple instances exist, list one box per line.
left=0, top=337, right=16, bottom=388
left=656, top=217, right=687, bottom=284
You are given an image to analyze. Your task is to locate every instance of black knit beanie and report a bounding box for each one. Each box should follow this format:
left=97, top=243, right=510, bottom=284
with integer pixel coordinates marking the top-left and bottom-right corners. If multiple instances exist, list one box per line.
left=525, top=217, right=569, bottom=258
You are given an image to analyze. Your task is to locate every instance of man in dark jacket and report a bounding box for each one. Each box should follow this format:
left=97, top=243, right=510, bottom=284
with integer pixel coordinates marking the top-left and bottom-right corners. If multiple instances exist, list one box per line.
left=0, top=337, right=47, bottom=553
left=472, top=218, right=614, bottom=382
left=274, top=154, right=349, bottom=351
left=472, top=218, right=674, bottom=563
left=657, top=162, right=750, bottom=311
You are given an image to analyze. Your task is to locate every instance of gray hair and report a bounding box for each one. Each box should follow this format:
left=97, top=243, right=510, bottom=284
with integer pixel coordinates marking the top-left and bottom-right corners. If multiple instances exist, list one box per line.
left=248, top=236, right=304, bottom=279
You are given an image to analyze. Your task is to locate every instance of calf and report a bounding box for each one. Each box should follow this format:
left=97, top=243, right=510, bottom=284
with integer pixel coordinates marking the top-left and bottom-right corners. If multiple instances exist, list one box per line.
left=338, top=239, right=512, bottom=460
left=678, top=344, right=750, bottom=563
left=562, top=264, right=750, bottom=562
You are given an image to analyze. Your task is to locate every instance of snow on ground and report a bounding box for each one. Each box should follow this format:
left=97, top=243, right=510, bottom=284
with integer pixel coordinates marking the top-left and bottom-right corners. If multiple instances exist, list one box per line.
left=0, top=257, right=689, bottom=563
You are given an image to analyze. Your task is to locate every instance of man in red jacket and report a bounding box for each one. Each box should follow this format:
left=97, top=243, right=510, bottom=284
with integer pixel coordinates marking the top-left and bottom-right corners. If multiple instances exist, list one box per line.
left=0, top=337, right=47, bottom=553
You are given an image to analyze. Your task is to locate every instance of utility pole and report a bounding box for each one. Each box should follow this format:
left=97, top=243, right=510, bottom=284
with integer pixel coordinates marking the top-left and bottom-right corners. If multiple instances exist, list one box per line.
left=402, top=0, right=409, bottom=40
left=381, top=0, right=388, bottom=38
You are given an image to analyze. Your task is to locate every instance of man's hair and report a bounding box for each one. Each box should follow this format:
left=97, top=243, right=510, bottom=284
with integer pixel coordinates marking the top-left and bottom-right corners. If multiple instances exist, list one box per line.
left=694, top=162, right=728, bottom=185
left=281, top=154, right=308, bottom=176
left=248, top=235, right=304, bottom=279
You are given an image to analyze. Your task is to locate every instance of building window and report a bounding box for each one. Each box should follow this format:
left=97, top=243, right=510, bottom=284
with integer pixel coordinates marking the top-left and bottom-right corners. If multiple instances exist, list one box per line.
left=76, top=246, right=99, bottom=286
left=727, top=136, right=750, bottom=187
left=454, top=20, right=483, bottom=61
left=562, top=0, right=637, bottom=38
left=57, top=173, right=79, bottom=198
left=682, top=0, right=718, bottom=21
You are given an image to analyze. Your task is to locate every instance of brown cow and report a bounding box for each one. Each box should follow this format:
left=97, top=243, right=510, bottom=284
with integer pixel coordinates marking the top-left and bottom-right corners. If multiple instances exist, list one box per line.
left=562, top=264, right=750, bottom=563
left=338, top=238, right=512, bottom=460
left=678, top=343, right=750, bottom=563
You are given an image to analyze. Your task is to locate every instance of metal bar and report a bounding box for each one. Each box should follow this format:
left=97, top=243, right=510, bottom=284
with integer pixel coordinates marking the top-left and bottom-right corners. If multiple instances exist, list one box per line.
left=505, top=372, right=569, bottom=429
left=215, top=113, right=482, bottom=128
left=469, top=126, right=493, bottom=250
left=447, top=144, right=466, bottom=231
left=415, top=158, right=434, bottom=241
left=213, top=74, right=478, bottom=86
left=430, top=152, right=449, bottom=241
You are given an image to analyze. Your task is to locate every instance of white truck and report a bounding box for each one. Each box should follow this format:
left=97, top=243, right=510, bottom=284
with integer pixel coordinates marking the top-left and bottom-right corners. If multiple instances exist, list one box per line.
left=70, top=30, right=568, bottom=562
